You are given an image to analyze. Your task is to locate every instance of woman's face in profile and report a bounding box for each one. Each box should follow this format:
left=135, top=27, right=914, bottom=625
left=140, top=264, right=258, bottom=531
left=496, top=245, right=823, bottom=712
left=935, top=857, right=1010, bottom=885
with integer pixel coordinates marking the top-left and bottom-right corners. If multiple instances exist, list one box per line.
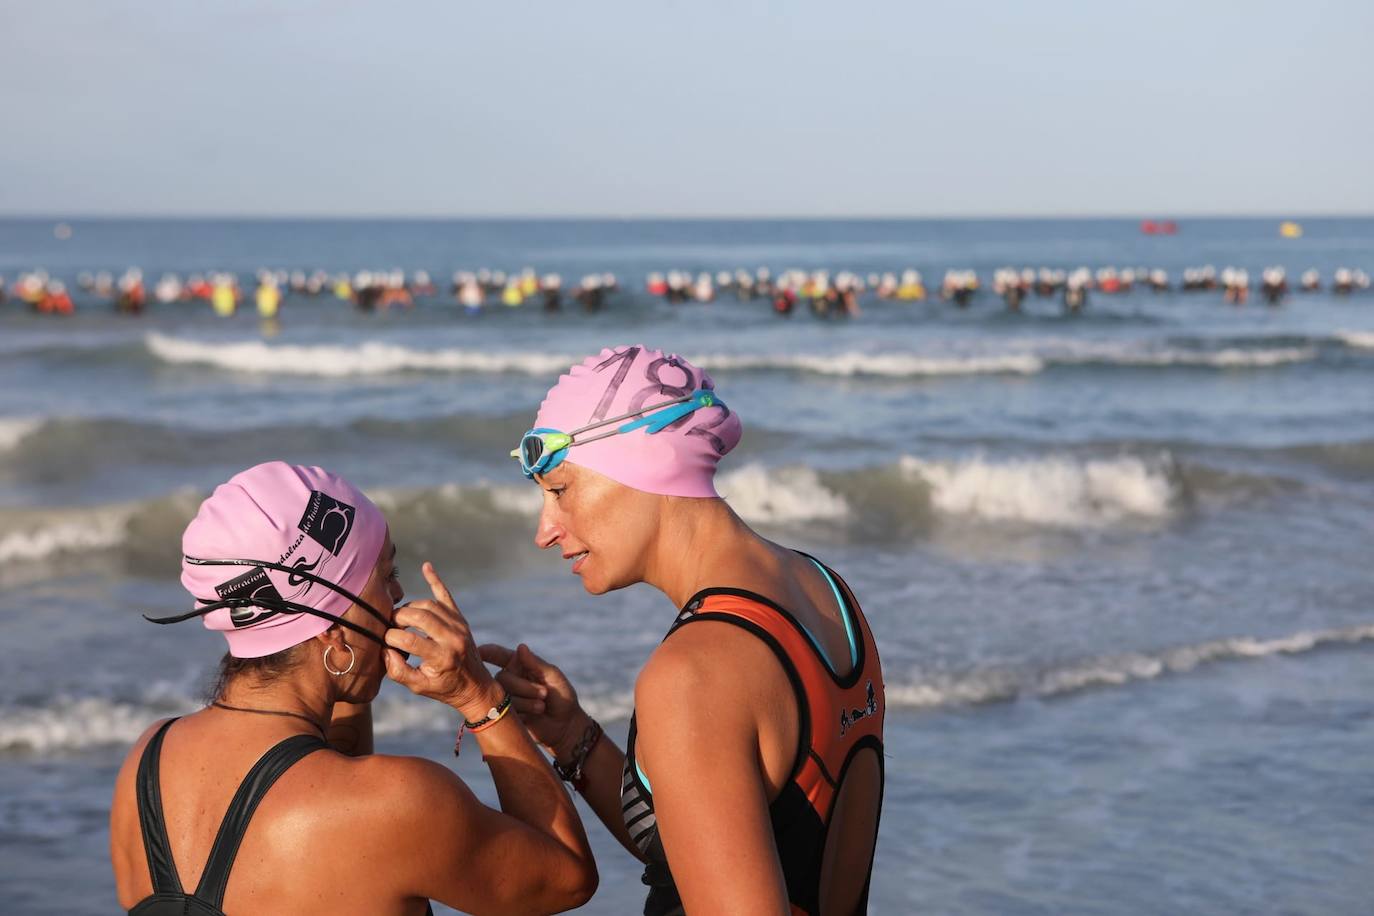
left=533, top=463, right=662, bottom=595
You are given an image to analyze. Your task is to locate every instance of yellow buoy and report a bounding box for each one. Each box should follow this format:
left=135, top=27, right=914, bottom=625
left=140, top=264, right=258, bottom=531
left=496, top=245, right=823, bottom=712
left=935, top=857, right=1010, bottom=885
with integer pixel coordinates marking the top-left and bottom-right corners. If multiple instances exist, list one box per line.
left=1279, top=221, right=1303, bottom=238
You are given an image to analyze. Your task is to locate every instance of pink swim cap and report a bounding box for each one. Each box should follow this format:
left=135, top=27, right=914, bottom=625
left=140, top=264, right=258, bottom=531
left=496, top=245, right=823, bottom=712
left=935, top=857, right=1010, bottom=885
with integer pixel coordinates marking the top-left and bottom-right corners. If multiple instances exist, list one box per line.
left=180, top=462, right=387, bottom=658
left=532, top=346, right=742, bottom=497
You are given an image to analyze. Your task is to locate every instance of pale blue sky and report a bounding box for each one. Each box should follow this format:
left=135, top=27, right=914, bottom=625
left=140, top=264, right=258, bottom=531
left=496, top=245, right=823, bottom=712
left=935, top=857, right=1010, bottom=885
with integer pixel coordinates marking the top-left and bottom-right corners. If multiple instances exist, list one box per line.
left=2, top=0, right=1371, bottom=217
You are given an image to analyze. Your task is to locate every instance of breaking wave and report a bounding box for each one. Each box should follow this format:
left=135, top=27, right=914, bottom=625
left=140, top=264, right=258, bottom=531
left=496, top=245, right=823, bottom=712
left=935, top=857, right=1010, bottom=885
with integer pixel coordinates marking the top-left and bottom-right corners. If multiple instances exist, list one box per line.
left=1074, top=345, right=1315, bottom=368
left=0, top=493, right=202, bottom=566
left=145, top=332, right=578, bottom=377
left=1338, top=330, right=1374, bottom=350
left=0, top=681, right=634, bottom=755
left=5, top=624, right=1369, bottom=754
left=716, top=465, right=852, bottom=523
left=887, top=623, right=1374, bottom=709
left=699, top=351, right=1044, bottom=376
left=896, top=453, right=1178, bottom=527
left=0, top=482, right=539, bottom=576
left=0, top=451, right=1294, bottom=571
left=139, top=333, right=1346, bottom=380
left=0, top=418, right=42, bottom=453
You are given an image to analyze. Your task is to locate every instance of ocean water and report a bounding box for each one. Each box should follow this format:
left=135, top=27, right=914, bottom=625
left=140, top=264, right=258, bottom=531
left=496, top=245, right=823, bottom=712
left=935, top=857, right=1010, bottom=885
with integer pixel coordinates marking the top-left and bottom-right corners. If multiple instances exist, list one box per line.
left=1, top=217, right=1372, bottom=914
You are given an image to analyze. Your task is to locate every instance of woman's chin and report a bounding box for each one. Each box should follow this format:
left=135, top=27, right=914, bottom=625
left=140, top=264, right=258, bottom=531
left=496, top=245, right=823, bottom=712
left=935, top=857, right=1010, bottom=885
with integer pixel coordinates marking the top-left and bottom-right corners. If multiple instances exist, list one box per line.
left=348, top=676, right=385, bottom=704
left=578, top=567, right=614, bottom=595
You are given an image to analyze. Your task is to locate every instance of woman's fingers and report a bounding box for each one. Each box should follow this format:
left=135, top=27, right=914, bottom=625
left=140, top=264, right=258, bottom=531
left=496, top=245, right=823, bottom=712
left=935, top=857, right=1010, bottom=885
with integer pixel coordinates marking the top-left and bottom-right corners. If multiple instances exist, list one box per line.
left=510, top=695, right=546, bottom=716
left=478, top=643, right=514, bottom=668
left=515, top=643, right=563, bottom=682
left=384, top=648, right=423, bottom=690
left=517, top=643, right=547, bottom=669
left=393, top=602, right=460, bottom=642
left=384, top=626, right=428, bottom=657
left=421, top=561, right=461, bottom=614
left=493, top=666, right=548, bottom=699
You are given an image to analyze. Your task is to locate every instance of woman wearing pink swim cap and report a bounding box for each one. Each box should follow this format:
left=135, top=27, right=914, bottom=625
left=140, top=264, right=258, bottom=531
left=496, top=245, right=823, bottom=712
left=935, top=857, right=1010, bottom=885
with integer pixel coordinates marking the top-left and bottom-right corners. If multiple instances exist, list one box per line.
left=110, top=461, right=596, bottom=916
left=488, top=346, right=886, bottom=916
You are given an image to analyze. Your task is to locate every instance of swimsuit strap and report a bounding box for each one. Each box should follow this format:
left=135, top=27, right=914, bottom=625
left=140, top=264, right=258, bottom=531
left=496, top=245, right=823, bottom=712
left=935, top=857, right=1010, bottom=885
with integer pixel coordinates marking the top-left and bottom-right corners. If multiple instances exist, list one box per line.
left=193, top=733, right=328, bottom=907
left=134, top=718, right=183, bottom=894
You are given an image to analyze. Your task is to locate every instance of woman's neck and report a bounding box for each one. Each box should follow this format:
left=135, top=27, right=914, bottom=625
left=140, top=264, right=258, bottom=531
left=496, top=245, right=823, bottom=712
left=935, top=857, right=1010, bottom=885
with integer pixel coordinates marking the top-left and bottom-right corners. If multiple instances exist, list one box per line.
left=647, top=499, right=776, bottom=609
left=217, top=667, right=335, bottom=734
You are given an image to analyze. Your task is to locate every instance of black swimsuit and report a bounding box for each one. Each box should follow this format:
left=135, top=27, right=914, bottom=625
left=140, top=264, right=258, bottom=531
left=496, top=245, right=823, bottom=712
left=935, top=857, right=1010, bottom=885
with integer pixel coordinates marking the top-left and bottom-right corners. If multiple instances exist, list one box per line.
left=128, top=718, right=435, bottom=916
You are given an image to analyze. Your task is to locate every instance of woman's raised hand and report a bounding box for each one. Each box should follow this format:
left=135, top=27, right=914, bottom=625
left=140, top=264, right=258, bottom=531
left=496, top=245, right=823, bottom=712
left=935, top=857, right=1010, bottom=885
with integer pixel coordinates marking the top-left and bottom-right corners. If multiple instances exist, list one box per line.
left=479, top=642, right=588, bottom=759
left=384, top=562, right=503, bottom=721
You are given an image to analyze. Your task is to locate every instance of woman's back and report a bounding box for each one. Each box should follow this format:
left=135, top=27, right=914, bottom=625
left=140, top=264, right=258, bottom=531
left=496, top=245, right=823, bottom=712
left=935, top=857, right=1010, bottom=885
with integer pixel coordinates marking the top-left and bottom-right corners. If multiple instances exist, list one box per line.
left=759, top=550, right=885, bottom=914
left=111, top=713, right=431, bottom=915
left=112, top=462, right=596, bottom=915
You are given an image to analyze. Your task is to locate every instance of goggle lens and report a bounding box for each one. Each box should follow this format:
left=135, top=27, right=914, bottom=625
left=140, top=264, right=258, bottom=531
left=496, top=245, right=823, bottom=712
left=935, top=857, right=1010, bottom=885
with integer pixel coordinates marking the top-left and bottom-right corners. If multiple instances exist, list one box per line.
left=520, top=434, right=545, bottom=471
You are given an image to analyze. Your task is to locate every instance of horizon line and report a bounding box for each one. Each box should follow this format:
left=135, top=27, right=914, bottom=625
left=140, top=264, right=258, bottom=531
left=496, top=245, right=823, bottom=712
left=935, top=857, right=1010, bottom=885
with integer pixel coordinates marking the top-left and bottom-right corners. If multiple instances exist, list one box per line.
left=2, top=211, right=1371, bottom=222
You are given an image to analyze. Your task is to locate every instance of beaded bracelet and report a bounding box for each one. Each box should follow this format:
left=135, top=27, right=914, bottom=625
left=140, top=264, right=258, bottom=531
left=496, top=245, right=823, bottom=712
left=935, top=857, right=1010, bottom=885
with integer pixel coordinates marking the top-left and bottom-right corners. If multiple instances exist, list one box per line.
left=454, top=693, right=512, bottom=757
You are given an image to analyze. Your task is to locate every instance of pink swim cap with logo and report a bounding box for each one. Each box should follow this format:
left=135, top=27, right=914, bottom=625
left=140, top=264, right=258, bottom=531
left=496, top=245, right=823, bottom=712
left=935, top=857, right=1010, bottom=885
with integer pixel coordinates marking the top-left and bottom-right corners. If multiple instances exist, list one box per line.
left=533, top=345, right=742, bottom=497
left=180, top=461, right=387, bottom=658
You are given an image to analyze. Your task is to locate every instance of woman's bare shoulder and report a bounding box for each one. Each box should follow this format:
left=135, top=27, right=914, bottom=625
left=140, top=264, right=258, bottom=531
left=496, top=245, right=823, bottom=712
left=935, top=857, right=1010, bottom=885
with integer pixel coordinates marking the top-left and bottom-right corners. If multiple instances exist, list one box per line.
left=301, top=750, right=481, bottom=828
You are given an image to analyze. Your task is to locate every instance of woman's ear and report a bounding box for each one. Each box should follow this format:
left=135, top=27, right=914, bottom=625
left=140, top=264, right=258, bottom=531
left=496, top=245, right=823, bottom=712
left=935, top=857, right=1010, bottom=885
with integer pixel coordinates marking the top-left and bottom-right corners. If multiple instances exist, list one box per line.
left=314, top=623, right=348, bottom=651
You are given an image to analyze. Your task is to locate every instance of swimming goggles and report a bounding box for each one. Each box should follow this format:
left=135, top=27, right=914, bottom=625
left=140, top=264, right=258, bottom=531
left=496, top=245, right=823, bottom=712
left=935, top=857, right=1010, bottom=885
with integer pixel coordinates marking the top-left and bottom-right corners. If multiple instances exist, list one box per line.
left=512, top=388, right=724, bottom=478
left=144, top=555, right=403, bottom=655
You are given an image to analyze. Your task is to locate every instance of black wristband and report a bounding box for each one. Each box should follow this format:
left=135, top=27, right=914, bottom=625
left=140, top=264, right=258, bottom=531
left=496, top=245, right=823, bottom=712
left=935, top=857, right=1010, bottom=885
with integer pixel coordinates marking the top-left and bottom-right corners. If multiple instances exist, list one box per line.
left=553, top=718, right=603, bottom=788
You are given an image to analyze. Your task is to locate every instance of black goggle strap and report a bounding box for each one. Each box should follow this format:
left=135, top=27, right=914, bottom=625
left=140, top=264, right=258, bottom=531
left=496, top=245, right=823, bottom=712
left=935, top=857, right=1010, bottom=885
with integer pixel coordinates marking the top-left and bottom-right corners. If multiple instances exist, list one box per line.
left=182, top=555, right=392, bottom=630
left=143, top=596, right=391, bottom=651
left=143, top=555, right=404, bottom=657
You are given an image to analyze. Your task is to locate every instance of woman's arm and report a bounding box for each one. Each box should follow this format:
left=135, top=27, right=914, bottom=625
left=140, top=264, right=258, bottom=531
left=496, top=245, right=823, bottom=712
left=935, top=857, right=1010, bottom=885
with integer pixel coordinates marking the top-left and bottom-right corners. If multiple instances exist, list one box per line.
left=372, top=745, right=599, bottom=915
left=634, top=626, right=792, bottom=916
left=550, top=709, right=643, bottom=859
left=481, top=642, right=647, bottom=860
left=381, top=564, right=598, bottom=912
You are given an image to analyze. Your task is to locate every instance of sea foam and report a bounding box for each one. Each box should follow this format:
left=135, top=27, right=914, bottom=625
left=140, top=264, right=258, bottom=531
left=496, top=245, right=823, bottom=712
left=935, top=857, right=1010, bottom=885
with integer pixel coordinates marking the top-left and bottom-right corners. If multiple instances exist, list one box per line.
left=1338, top=330, right=1374, bottom=350
left=6, top=624, right=1369, bottom=753
left=0, top=453, right=1195, bottom=571
left=145, top=332, right=577, bottom=377
left=697, top=350, right=1045, bottom=377
left=0, top=418, right=42, bottom=452
left=0, top=508, right=133, bottom=563
left=717, top=464, right=851, bottom=523
left=144, top=334, right=1318, bottom=380
left=887, top=623, right=1374, bottom=709
left=898, top=453, right=1178, bottom=526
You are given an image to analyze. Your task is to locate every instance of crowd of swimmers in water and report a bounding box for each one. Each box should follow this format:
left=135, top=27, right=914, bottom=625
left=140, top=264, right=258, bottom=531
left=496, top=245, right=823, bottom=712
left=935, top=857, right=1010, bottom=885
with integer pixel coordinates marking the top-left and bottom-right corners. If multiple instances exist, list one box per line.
left=644, top=265, right=1372, bottom=315
left=2, top=263, right=1369, bottom=318
left=0, top=268, right=621, bottom=318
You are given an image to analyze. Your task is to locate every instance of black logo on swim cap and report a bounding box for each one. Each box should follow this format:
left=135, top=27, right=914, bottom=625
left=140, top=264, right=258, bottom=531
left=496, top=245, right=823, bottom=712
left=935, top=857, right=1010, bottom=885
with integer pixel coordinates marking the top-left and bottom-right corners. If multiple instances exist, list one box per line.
left=287, top=554, right=321, bottom=586
left=272, top=491, right=358, bottom=604
left=214, top=566, right=284, bottom=628
left=298, top=491, right=356, bottom=556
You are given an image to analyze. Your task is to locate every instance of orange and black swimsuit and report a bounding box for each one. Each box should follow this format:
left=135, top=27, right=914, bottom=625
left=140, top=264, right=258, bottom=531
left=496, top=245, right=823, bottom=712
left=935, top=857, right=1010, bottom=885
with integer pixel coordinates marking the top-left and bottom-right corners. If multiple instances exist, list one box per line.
left=621, top=554, right=885, bottom=916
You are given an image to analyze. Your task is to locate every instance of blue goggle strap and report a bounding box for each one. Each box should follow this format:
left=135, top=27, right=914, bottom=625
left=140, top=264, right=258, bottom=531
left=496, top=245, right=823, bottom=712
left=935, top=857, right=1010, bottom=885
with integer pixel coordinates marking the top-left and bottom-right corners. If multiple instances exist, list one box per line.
left=615, top=390, right=721, bottom=435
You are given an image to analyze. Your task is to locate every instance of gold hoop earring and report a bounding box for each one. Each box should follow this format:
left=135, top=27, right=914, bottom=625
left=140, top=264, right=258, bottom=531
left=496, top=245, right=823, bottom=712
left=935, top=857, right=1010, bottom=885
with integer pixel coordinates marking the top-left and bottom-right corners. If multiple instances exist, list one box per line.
left=323, top=644, right=356, bottom=676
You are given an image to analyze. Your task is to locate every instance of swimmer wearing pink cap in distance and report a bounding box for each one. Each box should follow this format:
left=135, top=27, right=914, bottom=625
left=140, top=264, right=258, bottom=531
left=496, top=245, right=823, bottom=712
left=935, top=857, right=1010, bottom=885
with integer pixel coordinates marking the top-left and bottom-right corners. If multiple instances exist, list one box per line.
left=487, top=346, right=886, bottom=916
left=110, top=461, right=595, bottom=916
